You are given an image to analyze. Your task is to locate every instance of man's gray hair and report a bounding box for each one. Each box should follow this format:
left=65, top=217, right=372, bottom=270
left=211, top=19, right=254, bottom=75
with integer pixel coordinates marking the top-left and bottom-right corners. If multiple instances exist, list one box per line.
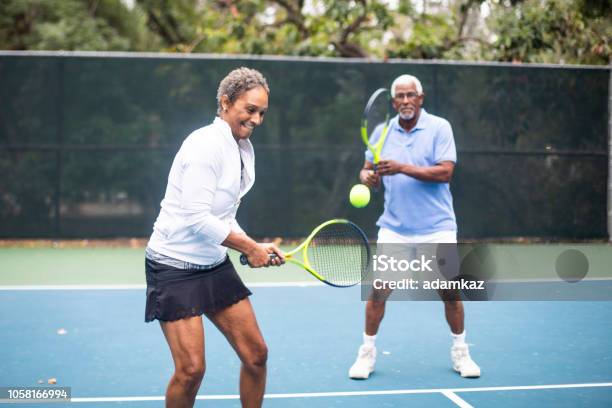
left=390, top=74, right=423, bottom=97
left=217, top=67, right=270, bottom=114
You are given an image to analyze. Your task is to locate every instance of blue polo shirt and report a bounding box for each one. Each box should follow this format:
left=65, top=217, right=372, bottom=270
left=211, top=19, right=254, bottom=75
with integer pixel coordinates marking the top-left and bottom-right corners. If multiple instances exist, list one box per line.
left=365, top=109, right=457, bottom=235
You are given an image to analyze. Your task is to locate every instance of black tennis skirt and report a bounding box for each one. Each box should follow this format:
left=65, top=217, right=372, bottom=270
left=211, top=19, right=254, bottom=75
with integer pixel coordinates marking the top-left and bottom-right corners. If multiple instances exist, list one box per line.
left=144, top=256, right=252, bottom=322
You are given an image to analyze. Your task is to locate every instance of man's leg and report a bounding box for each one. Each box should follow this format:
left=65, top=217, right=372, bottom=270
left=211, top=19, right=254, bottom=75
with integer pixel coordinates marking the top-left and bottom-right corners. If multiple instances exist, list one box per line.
left=365, top=291, right=391, bottom=335
left=441, top=290, right=480, bottom=378
left=349, top=288, right=392, bottom=379
left=205, top=298, right=267, bottom=408
left=443, top=296, right=464, bottom=335
left=160, top=316, right=206, bottom=408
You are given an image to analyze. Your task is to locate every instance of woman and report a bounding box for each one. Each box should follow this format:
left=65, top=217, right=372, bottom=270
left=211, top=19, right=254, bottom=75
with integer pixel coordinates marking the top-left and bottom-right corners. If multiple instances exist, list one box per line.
left=145, top=67, right=283, bottom=408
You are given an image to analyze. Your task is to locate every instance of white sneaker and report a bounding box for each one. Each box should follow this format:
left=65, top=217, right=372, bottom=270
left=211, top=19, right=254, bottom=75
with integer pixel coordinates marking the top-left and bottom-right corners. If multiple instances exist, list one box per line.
left=451, top=344, right=481, bottom=378
left=348, top=345, right=377, bottom=379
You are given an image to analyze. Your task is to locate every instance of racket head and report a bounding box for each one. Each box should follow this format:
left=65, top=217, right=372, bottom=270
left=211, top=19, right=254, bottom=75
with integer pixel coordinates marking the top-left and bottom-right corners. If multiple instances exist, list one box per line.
left=361, top=88, right=392, bottom=163
left=300, top=219, right=371, bottom=287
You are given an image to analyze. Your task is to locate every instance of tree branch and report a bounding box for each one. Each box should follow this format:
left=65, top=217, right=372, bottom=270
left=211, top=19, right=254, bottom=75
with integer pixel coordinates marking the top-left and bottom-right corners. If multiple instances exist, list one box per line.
left=331, top=40, right=367, bottom=57
left=273, top=0, right=308, bottom=38
left=162, top=1, right=186, bottom=43
left=339, top=0, right=368, bottom=43
left=145, top=9, right=178, bottom=45
left=457, top=2, right=470, bottom=39
left=89, top=0, right=100, bottom=16
left=334, top=0, right=369, bottom=57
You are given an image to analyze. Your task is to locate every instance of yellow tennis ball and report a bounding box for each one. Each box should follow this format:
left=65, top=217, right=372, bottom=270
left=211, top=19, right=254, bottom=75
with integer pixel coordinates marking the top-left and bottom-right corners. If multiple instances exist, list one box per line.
left=350, top=184, right=370, bottom=208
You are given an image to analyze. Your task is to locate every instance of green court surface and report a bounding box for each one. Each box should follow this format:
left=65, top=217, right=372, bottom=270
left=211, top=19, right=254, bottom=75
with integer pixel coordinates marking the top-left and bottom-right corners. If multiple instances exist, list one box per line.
left=456, top=243, right=612, bottom=280
left=1, top=243, right=610, bottom=286
left=0, top=246, right=308, bottom=286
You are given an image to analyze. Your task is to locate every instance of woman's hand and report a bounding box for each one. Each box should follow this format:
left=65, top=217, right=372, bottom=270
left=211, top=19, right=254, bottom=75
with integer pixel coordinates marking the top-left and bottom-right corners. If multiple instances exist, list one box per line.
left=260, top=243, right=285, bottom=266
left=245, top=243, right=285, bottom=267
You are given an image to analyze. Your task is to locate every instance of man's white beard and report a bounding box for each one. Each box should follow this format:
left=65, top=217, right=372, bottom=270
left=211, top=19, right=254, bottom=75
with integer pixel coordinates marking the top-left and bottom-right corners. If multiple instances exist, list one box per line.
left=400, top=112, right=415, bottom=120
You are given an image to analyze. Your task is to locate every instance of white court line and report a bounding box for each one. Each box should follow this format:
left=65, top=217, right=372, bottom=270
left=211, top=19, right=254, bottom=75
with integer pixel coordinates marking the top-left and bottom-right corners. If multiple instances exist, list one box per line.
left=2, top=277, right=611, bottom=291
left=62, top=382, right=612, bottom=403
left=0, top=285, right=146, bottom=290
left=442, top=390, right=474, bottom=408
left=495, top=277, right=612, bottom=283
left=0, top=282, right=322, bottom=291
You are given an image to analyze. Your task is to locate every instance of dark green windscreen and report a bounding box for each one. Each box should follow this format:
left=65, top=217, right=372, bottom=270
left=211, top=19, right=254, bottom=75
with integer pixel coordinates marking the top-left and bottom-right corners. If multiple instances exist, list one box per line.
left=0, top=54, right=608, bottom=239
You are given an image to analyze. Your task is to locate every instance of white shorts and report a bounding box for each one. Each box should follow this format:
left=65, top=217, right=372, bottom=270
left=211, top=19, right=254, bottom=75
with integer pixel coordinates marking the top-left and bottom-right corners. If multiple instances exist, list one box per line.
left=377, top=228, right=457, bottom=244
left=373, top=228, right=461, bottom=297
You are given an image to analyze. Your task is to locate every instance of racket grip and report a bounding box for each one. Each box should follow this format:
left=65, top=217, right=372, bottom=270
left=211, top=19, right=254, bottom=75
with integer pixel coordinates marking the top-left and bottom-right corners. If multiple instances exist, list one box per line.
left=371, top=164, right=380, bottom=192
left=240, top=253, right=278, bottom=265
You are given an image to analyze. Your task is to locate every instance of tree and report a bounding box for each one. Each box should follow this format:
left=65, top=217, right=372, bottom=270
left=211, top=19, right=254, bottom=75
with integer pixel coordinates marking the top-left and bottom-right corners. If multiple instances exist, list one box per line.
left=136, top=0, right=395, bottom=57
left=0, top=0, right=158, bottom=51
left=487, top=0, right=611, bottom=65
left=386, top=0, right=489, bottom=60
left=1, top=0, right=610, bottom=64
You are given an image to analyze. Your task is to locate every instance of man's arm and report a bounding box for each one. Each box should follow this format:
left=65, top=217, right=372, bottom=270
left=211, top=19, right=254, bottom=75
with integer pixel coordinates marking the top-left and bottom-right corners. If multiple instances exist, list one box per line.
left=376, top=160, right=455, bottom=183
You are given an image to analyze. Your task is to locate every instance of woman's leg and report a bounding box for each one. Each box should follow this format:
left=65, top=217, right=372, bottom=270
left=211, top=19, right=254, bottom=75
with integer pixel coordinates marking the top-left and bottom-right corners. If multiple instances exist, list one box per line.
left=206, top=298, right=267, bottom=408
left=160, top=316, right=205, bottom=408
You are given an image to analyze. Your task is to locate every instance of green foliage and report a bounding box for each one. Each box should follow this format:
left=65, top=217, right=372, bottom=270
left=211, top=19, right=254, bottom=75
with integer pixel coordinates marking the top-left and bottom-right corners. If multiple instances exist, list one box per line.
left=0, top=0, right=157, bottom=51
left=488, top=0, right=611, bottom=64
left=387, top=13, right=457, bottom=59
left=134, top=0, right=395, bottom=57
left=1, top=0, right=610, bottom=64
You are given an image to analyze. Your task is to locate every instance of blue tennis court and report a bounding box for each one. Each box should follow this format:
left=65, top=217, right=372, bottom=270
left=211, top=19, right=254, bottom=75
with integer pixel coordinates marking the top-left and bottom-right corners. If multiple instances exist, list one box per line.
left=1, top=284, right=611, bottom=407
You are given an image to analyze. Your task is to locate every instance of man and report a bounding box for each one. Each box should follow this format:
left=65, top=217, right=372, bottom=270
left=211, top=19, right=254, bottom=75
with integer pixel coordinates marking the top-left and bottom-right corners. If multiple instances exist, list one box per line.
left=348, top=74, right=481, bottom=380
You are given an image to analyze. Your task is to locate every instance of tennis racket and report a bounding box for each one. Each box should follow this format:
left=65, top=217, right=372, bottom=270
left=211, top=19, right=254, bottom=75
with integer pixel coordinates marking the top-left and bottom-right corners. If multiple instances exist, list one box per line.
left=361, top=88, right=392, bottom=171
left=240, top=219, right=370, bottom=287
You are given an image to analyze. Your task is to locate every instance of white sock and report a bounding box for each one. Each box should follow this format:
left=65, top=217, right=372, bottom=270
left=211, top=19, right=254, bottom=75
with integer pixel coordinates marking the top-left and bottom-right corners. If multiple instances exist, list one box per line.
left=451, top=331, right=466, bottom=347
left=363, top=332, right=377, bottom=349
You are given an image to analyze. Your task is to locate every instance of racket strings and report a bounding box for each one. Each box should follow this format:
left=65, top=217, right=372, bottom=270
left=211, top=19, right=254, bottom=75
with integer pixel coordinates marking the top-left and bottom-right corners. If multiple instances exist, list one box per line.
left=366, top=100, right=389, bottom=138
left=306, top=223, right=370, bottom=286
left=365, top=90, right=391, bottom=144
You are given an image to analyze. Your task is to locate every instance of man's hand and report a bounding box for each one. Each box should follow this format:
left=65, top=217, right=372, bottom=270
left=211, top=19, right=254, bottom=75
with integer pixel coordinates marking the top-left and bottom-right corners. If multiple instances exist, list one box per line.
left=376, top=160, right=405, bottom=176
left=360, top=169, right=381, bottom=188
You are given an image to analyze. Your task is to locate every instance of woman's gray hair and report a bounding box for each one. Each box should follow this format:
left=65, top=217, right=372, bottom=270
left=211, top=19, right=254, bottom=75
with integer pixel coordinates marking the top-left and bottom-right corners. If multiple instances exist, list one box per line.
left=217, top=67, right=270, bottom=114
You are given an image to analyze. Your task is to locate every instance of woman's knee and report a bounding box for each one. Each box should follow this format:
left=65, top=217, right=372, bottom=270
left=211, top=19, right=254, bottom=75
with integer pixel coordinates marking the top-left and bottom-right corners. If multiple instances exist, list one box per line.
left=243, top=341, right=268, bottom=369
left=176, top=358, right=206, bottom=385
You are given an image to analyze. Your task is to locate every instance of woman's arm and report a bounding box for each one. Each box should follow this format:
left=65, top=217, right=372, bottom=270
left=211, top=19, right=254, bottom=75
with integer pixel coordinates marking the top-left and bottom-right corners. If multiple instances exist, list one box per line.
left=222, top=231, right=284, bottom=267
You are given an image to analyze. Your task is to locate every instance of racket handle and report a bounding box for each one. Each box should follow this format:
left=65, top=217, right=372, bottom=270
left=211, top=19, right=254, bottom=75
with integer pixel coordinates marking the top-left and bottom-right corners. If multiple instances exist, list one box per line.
left=371, top=164, right=380, bottom=192
left=240, top=253, right=278, bottom=265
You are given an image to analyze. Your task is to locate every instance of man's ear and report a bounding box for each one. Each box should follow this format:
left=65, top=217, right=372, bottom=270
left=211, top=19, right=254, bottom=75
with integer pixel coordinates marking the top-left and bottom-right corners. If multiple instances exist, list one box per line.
left=418, top=92, right=425, bottom=106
